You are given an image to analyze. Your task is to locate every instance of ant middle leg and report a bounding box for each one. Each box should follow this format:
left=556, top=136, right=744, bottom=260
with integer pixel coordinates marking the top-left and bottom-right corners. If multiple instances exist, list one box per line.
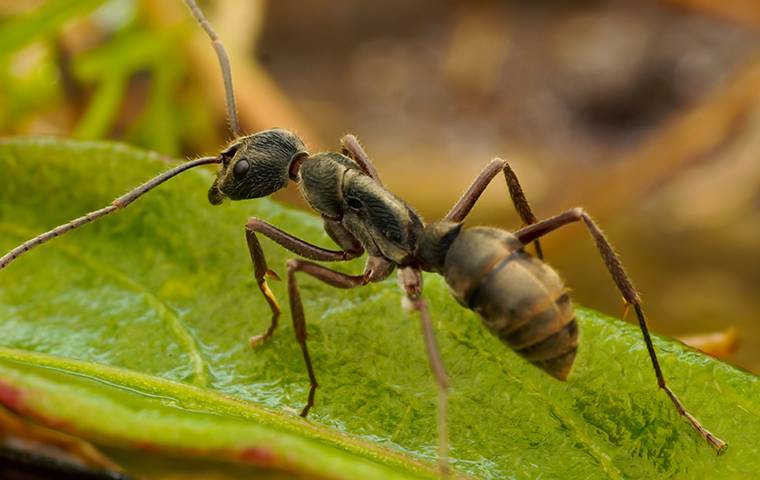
left=245, top=218, right=362, bottom=346
left=286, top=259, right=370, bottom=417
left=445, top=158, right=543, bottom=259
left=340, top=134, right=383, bottom=184
left=514, top=208, right=727, bottom=453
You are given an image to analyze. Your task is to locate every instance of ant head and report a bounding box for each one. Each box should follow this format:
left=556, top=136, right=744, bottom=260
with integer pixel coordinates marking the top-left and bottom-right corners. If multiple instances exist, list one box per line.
left=208, top=128, right=306, bottom=205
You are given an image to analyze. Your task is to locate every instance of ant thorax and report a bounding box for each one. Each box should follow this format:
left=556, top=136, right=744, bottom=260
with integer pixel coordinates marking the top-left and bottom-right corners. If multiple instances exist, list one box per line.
left=298, top=153, right=423, bottom=265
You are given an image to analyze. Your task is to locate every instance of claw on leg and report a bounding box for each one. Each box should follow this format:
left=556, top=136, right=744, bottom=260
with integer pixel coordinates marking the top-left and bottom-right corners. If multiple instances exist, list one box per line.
left=249, top=332, right=272, bottom=347
left=299, top=341, right=318, bottom=418
left=663, top=386, right=728, bottom=454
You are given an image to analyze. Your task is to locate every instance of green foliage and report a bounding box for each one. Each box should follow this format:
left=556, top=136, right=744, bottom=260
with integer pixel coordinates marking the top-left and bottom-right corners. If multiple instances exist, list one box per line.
left=0, top=1, right=105, bottom=53
left=0, top=2, right=205, bottom=156
left=0, top=138, right=759, bottom=479
left=0, top=1, right=106, bottom=133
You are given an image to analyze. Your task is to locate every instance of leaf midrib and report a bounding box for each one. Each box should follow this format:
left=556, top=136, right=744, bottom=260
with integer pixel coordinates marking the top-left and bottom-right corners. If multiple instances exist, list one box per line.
left=0, top=347, right=440, bottom=477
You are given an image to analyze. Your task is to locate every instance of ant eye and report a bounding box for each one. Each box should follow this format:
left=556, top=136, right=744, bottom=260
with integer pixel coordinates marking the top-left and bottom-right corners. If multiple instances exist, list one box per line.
left=233, top=159, right=249, bottom=178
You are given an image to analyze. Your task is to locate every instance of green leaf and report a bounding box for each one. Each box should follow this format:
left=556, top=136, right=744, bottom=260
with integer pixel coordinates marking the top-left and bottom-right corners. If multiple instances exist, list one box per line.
left=0, top=137, right=758, bottom=479
left=0, top=0, right=106, bottom=55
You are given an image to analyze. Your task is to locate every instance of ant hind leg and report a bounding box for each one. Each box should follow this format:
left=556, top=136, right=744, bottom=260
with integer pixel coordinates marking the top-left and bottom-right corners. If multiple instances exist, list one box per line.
left=514, top=208, right=727, bottom=454
left=445, top=158, right=543, bottom=259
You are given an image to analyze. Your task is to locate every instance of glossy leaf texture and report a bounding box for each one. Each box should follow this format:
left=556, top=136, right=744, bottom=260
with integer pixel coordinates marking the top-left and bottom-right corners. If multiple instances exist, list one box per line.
left=0, top=138, right=758, bottom=479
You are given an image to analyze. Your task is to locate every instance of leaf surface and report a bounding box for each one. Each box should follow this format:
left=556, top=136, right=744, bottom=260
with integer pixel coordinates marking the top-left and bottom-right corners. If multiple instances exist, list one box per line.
left=0, top=138, right=758, bottom=479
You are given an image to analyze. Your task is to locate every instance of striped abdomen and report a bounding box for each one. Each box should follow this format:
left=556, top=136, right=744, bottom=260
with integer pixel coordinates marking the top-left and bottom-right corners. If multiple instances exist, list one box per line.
left=443, top=227, right=578, bottom=380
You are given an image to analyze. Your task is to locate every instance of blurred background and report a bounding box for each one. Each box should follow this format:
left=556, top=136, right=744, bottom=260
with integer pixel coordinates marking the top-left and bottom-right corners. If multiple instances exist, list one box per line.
left=1, top=0, right=758, bottom=372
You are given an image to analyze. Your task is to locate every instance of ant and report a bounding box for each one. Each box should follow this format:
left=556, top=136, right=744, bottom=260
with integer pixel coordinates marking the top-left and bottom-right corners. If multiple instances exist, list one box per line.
left=0, top=1, right=727, bottom=476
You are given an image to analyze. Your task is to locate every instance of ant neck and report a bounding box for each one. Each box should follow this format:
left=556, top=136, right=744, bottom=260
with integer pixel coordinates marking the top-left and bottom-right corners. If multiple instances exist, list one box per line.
left=288, top=151, right=310, bottom=181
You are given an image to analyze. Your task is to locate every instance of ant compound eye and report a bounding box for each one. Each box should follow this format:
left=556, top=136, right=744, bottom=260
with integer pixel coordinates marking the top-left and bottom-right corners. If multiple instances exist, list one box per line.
left=233, top=159, right=250, bottom=178
left=346, top=197, right=363, bottom=212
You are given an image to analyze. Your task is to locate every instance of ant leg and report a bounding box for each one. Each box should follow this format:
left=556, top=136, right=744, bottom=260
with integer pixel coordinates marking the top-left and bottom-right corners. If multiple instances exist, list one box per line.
left=245, top=218, right=362, bottom=346
left=286, top=259, right=367, bottom=416
left=340, top=134, right=383, bottom=184
left=514, top=208, right=728, bottom=454
left=399, top=267, right=450, bottom=477
left=445, top=158, right=543, bottom=259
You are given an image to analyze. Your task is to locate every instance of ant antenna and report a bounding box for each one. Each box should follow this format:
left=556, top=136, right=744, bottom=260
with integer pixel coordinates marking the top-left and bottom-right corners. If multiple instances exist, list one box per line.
left=0, top=156, right=220, bottom=270
left=3, top=3, right=238, bottom=271
left=184, top=0, right=242, bottom=137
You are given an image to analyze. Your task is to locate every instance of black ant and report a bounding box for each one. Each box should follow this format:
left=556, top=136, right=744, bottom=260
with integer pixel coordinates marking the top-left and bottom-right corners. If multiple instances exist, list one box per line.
left=0, top=1, right=727, bottom=476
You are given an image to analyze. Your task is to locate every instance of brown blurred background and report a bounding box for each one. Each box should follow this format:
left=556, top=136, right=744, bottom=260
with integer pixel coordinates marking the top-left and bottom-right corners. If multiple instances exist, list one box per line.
left=1, top=0, right=759, bottom=371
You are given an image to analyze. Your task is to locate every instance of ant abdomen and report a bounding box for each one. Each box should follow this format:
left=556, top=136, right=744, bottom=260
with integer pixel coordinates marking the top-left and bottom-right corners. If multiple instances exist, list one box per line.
left=443, top=227, right=578, bottom=380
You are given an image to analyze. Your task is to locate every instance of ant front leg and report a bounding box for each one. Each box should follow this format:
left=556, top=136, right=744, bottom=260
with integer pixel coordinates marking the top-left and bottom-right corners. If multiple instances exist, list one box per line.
left=445, top=158, right=544, bottom=259
left=514, top=208, right=727, bottom=454
left=399, top=267, right=451, bottom=478
left=245, top=218, right=362, bottom=346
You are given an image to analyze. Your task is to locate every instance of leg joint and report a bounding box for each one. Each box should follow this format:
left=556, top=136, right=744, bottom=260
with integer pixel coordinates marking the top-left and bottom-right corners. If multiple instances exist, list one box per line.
left=245, top=217, right=265, bottom=231
left=286, top=258, right=301, bottom=271
left=492, top=157, right=509, bottom=170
